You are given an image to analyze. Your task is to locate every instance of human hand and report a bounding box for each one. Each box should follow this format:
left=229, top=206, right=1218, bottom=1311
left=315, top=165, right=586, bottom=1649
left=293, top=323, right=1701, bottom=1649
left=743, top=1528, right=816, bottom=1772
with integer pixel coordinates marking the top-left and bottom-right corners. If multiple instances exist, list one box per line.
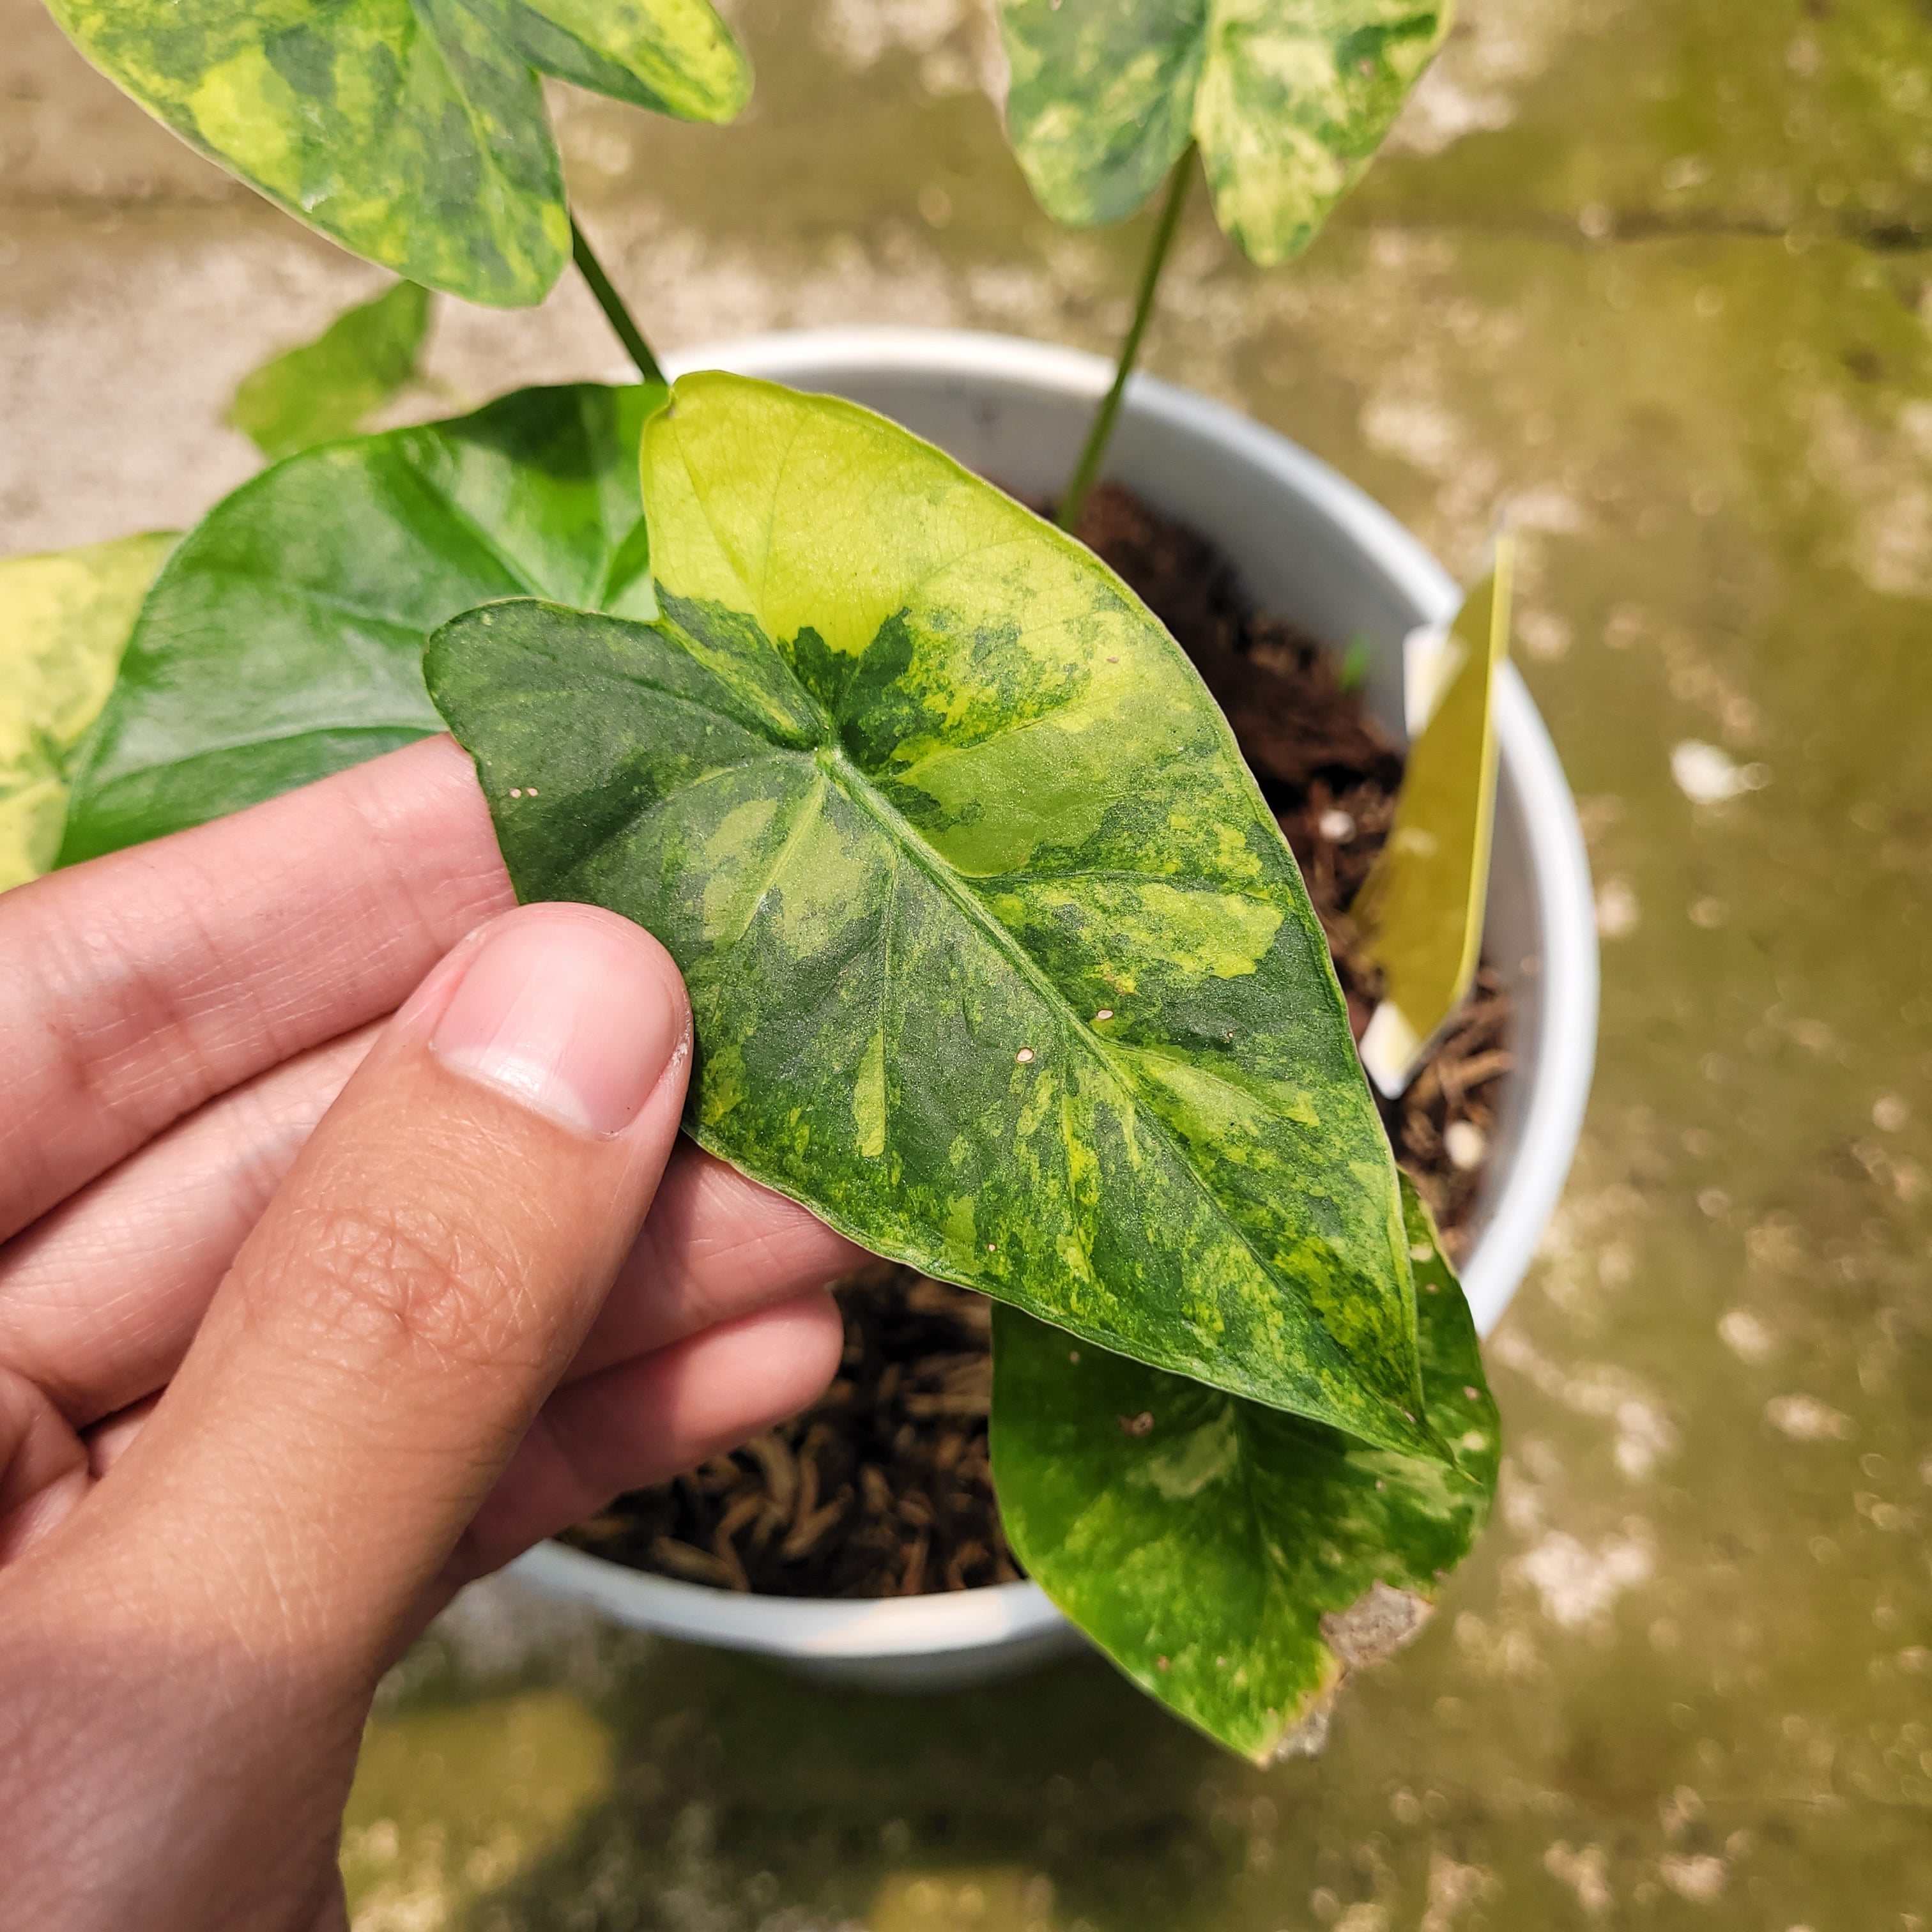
left=0, top=737, right=859, bottom=1929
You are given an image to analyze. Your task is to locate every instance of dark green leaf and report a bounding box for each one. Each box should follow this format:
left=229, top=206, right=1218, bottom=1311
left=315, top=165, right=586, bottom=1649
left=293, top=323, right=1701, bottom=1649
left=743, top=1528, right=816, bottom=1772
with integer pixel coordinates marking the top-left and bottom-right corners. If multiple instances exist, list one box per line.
left=43, top=0, right=749, bottom=305
left=427, top=372, right=1434, bottom=1449
left=227, top=282, right=434, bottom=462
left=58, top=383, right=664, bottom=866
left=999, top=0, right=1450, bottom=264
left=1, top=532, right=176, bottom=891
left=990, top=1174, right=1498, bottom=1762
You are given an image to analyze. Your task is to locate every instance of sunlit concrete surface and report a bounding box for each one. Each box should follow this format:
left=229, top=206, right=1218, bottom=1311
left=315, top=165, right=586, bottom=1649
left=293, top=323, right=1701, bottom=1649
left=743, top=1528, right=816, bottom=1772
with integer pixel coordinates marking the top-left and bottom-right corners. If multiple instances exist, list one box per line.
left=6, top=0, right=1930, bottom=1924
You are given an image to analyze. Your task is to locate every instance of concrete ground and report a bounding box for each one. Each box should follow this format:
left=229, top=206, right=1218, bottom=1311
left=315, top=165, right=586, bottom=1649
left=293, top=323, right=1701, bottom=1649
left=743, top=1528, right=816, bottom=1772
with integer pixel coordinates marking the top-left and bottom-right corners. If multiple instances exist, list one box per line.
left=5, top=0, right=1931, bottom=1925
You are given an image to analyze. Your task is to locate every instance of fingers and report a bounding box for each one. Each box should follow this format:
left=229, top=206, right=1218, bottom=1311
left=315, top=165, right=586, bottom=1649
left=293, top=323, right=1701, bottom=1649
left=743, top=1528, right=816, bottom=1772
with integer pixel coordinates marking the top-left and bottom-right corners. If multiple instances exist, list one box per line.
left=447, top=1288, right=844, bottom=1588
left=56, top=902, right=691, bottom=1688
left=560, top=1152, right=861, bottom=1383
left=0, top=1368, right=87, bottom=1565
left=0, top=1048, right=861, bottom=1428
left=0, top=733, right=510, bottom=1243
left=0, top=1026, right=379, bottom=1425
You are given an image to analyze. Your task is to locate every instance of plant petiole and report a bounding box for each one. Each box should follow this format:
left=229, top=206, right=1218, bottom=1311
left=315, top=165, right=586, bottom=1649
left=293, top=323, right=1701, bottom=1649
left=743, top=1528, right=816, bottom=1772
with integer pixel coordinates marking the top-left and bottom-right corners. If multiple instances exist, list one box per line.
left=571, top=215, right=668, bottom=388
left=1057, top=143, right=1195, bottom=533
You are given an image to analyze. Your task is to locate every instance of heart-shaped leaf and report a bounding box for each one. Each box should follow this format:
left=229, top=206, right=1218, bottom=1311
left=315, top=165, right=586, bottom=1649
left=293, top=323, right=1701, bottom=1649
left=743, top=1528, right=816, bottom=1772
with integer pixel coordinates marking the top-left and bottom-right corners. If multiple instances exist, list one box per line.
left=43, top=0, right=748, bottom=305
left=2, top=532, right=176, bottom=891
left=228, top=281, right=434, bottom=462
left=427, top=372, right=1435, bottom=1448
left=59, top=383, right=663, bottom=866
left=999, top=0, right=1450, bottom=264
left=990, top=1174, right=1498, bottom=1762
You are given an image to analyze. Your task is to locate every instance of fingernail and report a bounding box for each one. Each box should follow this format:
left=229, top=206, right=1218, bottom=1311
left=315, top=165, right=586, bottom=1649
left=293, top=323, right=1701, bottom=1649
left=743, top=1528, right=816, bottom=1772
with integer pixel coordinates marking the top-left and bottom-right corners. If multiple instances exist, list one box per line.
left=430, top=910, right=687, bottom=1136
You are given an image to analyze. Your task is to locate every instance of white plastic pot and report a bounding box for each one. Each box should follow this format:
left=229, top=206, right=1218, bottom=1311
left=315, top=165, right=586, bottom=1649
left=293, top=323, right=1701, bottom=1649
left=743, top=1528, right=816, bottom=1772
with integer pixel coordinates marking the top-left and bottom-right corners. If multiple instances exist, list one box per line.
left=510, top=327, right=1598, bottom=1690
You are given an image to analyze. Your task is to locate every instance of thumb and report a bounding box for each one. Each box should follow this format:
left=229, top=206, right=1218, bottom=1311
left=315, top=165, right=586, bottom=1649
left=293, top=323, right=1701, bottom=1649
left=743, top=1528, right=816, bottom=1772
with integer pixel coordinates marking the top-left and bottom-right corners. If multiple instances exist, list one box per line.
left=73, top=901, right=693, bottom=1685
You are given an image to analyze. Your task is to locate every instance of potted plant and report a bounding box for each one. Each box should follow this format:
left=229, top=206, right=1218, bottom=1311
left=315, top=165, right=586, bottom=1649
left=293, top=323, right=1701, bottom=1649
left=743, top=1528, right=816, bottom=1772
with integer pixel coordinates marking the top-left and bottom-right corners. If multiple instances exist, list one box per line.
left=3, top=0, right=1597, bottom=1763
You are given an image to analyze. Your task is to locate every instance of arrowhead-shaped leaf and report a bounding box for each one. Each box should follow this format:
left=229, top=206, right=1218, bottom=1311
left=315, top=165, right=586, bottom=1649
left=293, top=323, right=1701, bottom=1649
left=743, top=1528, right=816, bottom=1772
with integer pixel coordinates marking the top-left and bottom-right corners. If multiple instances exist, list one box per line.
left=59, top=383, right=664, bottom=866
left=999, top=0, right=1450, bottom=264
left=990, top=1174, right=1498, bottom=1761
left=426, top=372, right=1434, bottom=1448
left=228, top=281, right=434, bottom=462
left=1, top=532, right=176, bottom=891
left=43, top=0, right=749, bottom=305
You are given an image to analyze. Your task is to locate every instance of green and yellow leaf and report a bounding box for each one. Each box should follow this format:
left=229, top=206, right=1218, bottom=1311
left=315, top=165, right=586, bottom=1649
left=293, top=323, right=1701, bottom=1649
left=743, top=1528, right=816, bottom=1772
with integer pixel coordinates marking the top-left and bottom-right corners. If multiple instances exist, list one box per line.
left=228, top=281, right=434, bottom=463
left=999, top=0, right=1450, bottom=264
left=426, top=372, right=1437, bottom=1447
left=0, top=532, right=176, bottom=891
left=59, top=383, right=664, bottom=866
left=43, top=0, right=749, bottom=305
left=990, top=1174, right=1498, bottom=1761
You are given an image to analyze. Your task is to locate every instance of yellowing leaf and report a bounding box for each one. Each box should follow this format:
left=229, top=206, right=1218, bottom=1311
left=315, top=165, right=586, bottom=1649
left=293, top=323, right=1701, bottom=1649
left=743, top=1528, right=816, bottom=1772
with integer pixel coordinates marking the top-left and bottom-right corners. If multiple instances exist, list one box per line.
left=0, top=532, right=175, bottom=891
left=1356, top=539, right=1512, bottom=1095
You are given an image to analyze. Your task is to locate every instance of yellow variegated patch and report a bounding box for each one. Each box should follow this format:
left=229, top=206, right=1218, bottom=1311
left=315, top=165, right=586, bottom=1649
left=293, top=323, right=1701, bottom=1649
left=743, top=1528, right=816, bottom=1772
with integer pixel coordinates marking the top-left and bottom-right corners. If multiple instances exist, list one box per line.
left=0, top=532, right=175, bottom=891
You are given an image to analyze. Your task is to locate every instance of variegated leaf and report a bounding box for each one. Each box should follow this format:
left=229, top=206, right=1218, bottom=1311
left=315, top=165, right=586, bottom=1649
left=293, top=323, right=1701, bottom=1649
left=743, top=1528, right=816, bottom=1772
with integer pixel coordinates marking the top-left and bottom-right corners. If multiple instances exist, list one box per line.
left=43, top=0, right=749, bottom=305
left=990, top=1174, right=1498, bottom=1761
left=999, top=0, right=1450, bottom=264
left=427, top=372, right=1438, bottom=1448
left=1, top=532, right=176, bottom=891
left=59, top=383, right=663, bottom=865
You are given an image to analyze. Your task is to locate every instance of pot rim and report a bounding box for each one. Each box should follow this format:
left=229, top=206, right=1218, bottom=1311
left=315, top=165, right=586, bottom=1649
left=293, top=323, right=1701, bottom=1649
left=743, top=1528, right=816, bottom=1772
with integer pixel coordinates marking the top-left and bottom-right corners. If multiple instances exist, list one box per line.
left=510, top=325, right=1598, bottom=1661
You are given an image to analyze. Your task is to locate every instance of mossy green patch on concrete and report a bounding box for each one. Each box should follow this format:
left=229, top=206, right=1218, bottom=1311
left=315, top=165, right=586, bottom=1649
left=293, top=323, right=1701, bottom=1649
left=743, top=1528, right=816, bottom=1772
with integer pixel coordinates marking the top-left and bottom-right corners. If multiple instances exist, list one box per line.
left=343, top=1688, right=613, bottom=1927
